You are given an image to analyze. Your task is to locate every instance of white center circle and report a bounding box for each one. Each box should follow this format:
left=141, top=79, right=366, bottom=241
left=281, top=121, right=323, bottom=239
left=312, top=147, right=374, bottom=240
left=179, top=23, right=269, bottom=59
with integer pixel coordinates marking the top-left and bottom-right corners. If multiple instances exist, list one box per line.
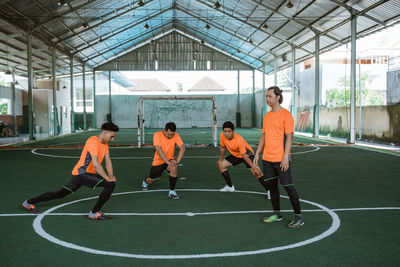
left=33, top=189, right=340, bottom=259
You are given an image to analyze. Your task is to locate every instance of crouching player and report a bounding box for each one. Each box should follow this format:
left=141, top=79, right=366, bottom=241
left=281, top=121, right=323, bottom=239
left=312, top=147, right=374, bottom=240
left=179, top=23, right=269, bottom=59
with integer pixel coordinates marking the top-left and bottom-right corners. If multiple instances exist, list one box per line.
left=216, top=121, right=265, bottom=192
left=141, top=122, right=185, bottom=199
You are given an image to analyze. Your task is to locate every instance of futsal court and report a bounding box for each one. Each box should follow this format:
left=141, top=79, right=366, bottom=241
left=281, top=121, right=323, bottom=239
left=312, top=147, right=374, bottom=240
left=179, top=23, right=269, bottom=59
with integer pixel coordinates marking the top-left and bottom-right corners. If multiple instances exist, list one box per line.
left=1, top=128, right=399, bottom=266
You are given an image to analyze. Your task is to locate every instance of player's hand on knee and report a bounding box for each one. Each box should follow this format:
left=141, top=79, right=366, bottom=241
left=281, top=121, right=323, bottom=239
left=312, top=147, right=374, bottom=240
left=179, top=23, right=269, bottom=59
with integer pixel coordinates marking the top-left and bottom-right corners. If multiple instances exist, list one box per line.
left=253, top=156, right=259, bottom=166
left=216, top=160, right=221, bottom=168
left=252, top=168, right=263, bottom=179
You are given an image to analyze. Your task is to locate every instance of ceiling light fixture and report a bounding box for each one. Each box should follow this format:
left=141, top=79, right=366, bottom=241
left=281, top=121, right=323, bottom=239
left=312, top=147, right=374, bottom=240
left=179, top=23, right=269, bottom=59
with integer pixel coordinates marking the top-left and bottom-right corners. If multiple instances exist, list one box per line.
left=214, top=1, right=221, bottom=8
left=201, top=40, right=205, bottom=45
left=82, top=22, right=89, bottom=28
left=57, top=0, right=68, bottom=6
left=144, top=23, right=150, bottom=29
left=249, top=39, right=253, bottom=44
left=205, top=24, right=211, bottom=30
left=62, top=85, right=67, bottom=89
left=262, top=23, right=268, bottom=29
left=286, top=0, right=293, bottom=8
left=138, top=0, right=145, bottom=7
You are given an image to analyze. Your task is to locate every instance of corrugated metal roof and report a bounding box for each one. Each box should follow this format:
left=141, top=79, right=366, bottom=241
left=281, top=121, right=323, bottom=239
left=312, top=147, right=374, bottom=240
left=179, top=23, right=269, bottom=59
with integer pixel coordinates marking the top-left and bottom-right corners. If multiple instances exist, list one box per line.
left=0, top=0, right=399, bottom=77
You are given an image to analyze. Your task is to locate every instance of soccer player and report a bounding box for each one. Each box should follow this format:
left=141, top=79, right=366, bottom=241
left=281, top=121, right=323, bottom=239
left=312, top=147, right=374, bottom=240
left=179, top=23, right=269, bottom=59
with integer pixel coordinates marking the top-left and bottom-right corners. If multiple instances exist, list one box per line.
left=254, top=86, right=304, bottom=228
left=141, top=122, right=185, bottom=199
left=217, top=121, right=263, bottom=192
left=22, top=122, right=119, bottom=220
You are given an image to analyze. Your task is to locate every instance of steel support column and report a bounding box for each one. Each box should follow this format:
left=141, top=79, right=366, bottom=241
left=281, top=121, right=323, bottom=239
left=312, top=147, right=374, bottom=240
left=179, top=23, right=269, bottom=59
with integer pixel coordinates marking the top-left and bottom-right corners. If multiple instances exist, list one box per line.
left=291, top=50, right=297, bottom=127
left=52, top=47, right=58, bottom=136
left=27, top=34, right=34, bottom=140
left=252, top=69, right=256, bottom=127
left=11, top=70, right=17, bottom=135
left=93, top=70, right=96, bottom=128
left=82, top=64, right=86, bottom=130
left=313, top=33, right=320, bottom=138
left=349, top=10, right=357, bottom=144
left=236, top=70, right=241, bottom=127
left=108, top=71, right=112, bottom=122
left=274, top=59, right=278, bottom=86
left=70, top=56, right=75, bottom=133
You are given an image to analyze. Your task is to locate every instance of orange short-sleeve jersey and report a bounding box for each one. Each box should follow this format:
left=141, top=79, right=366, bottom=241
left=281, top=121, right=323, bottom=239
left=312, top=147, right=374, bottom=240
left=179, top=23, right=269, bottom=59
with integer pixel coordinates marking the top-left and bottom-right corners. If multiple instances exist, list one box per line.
left=220, top=132, right=254, bottom=158
left=72, top=136, right=109, bottom=175
left=152, top=131, right=184, bottom=166
left=262, top=108, right=294, bottom=162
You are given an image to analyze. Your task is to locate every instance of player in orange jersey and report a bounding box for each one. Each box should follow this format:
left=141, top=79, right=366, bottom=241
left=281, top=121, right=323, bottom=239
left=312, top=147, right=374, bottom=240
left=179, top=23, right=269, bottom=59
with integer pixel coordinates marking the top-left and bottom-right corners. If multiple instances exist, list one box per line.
left=254, top=86, right=304, bottom=228
left=217, top=121, right=264, bottom=192
left=22, top=122, right=119, bottom=220
left=141, top=122, right=185, bottom=199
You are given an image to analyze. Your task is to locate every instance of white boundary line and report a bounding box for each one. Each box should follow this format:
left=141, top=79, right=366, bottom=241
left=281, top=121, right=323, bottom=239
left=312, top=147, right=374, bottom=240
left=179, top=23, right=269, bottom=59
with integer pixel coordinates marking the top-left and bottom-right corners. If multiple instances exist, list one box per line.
left=30, top=146, right=320, bottom=159
left=3, top=207, right=400, bottom=217
left=31, top=189, right=340, bottom=259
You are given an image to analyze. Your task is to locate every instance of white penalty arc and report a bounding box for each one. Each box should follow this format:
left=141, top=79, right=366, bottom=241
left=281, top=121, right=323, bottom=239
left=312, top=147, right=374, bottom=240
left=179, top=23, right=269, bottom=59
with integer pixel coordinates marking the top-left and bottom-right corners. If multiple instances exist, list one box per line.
left=33, top=189, right=340, bottom=259
left=31, top=145, right=320, bottom=159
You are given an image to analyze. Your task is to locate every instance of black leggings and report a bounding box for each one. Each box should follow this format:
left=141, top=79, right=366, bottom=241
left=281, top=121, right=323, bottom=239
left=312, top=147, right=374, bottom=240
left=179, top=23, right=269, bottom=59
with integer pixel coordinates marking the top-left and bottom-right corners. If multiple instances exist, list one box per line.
left=28, top=180, right=116, bottom=213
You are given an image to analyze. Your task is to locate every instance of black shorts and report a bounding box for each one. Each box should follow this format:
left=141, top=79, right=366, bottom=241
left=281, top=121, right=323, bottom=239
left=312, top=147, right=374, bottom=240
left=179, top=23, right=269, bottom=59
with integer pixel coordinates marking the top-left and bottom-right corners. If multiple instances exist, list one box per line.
left=225, top=154, right=254, bottom=168
left=262, top=160, right=293, bottom=186
left=149, top=163, right=169, bottom=179
left=63, top=173, right=104, bottom=193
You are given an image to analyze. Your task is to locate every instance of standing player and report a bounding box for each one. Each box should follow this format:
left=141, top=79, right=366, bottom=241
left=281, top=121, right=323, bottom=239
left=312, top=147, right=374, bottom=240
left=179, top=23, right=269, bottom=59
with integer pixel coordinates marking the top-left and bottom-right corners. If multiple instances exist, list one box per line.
left=22, top=122, right=119, bottom=220
left=217, top=121, right=264, bottom=191
left=254, top=86, right=304, bottom=228
left=141, top=122, right=185, bottom=199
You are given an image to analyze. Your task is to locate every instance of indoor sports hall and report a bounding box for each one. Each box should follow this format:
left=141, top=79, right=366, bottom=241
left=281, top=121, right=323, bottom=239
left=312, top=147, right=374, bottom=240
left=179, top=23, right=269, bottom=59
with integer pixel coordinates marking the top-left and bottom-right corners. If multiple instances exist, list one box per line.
left=0, top=1, right=399, bottom=266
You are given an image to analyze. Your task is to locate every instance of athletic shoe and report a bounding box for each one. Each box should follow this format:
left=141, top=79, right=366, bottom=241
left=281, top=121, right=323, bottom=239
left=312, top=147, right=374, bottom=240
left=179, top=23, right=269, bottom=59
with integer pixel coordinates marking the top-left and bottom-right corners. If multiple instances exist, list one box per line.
left=262, top=214, right=283, bottom=223
left=141, top=180, right=149, bottom=190
left=219, top=185, right=235, bottom=192
left=22, top=200, right=41, bottom=214
left=288, top=217, right=304, bottom=228
left=88, top=211, right=112, bottom=220
left=168, top=190, right=180, bottom=199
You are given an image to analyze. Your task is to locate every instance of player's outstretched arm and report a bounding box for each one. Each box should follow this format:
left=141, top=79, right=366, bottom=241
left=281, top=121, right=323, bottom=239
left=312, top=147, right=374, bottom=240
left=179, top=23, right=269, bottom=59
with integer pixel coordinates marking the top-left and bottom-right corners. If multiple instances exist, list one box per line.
left=254, top=133, right=265, bottom=166
left=280, top=132, right=293, bottom=172
left=176, top=144, right=185, bottom=164
left=155, top=145, right=172, bottom=165
left=242, top=153, right=263, bottom=178
left=104, top=153, right=117, bottom=182
left=92, top=155, right=114, bottom=182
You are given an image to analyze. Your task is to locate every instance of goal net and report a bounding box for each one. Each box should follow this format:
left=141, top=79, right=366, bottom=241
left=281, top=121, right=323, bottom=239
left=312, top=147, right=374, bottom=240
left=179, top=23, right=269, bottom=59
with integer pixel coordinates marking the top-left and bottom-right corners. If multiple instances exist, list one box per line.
left=137, top=96, right=217, bottom=147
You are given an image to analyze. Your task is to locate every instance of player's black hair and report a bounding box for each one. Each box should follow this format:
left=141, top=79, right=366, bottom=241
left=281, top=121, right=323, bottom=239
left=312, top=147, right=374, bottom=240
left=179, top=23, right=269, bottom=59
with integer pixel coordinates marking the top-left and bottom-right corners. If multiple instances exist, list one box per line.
left=267, top=86, right=283, bottom=104
left=222, top=121, right=235, bottom=131
left=101, top=122, right=119, bottom=132
left=165, top=122, right=177, bottom=132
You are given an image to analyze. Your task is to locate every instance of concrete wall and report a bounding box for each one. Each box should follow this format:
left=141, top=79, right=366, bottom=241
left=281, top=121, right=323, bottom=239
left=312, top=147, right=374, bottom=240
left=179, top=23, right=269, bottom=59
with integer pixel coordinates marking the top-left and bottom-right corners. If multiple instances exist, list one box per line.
left=387, top=69, right=400, bottom=105
left=95, top=94, right=254, bottom=129
left=300, top=105, right=399, bottom=143
left=0, top=86, right=23, bottom=116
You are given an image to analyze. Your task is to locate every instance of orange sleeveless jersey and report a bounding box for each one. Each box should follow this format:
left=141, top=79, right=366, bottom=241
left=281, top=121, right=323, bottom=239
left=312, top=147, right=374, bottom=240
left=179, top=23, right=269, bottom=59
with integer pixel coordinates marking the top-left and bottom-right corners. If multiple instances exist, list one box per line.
left=72, top=136, right=109, bottom=175
left=152, top=131, right=184, bottom=166
left=262, top=108, right=294, bottom=162
left=220, top=132, right=254, bottom=158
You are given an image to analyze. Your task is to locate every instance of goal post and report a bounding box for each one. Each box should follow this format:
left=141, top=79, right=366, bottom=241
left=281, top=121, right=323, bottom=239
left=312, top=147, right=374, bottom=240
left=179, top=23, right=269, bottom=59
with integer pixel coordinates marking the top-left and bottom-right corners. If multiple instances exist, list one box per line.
left=137, top=96, right=217, bottom=148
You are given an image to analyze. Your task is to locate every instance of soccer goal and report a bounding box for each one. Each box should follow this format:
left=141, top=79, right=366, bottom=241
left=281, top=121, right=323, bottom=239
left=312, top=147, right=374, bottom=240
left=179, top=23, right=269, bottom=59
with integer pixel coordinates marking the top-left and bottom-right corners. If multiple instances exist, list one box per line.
left=137, top=96, right=217, bottom=148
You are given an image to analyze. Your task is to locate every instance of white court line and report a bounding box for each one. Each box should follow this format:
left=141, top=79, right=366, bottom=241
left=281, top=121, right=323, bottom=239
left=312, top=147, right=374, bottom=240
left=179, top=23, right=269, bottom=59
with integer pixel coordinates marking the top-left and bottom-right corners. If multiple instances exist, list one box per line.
left=2, top=207, right=399, bottom=217
left=32, top=189, right=340, bottom=259
left=31, top=145, right=320, bottom=159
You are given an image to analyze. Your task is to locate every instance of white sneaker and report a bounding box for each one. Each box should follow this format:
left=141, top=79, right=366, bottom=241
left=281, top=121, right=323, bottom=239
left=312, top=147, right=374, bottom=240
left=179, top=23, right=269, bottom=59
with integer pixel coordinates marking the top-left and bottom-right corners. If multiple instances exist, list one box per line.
left=219, top=185, right=235, bottom=192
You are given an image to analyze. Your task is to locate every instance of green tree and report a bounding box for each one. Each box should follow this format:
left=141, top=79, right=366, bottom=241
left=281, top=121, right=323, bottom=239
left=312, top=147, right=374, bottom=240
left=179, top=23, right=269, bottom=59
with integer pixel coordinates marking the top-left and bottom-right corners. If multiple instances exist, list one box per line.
left=325, top=72, right=384, bottom=107
left=0, top=102, right=8, bottom=114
